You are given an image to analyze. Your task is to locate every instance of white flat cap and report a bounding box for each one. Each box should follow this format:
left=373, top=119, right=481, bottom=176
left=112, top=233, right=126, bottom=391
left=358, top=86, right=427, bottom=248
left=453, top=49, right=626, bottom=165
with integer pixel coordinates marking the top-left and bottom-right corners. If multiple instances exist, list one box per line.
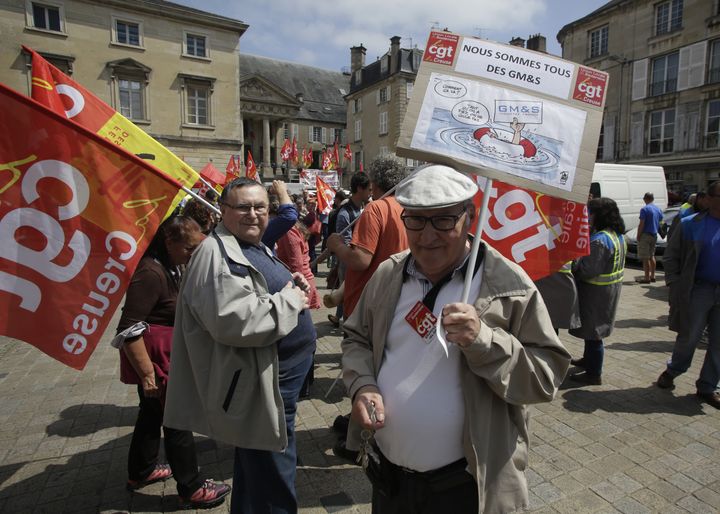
left=395, top=164, right=478, bottom=209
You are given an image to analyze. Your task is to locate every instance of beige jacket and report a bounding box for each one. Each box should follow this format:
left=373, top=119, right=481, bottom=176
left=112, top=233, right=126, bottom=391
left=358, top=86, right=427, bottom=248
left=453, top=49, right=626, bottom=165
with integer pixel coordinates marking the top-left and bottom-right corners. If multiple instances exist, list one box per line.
left=342, top=245, right=570, bottom=513
left=164, top=223, right=306, bottom=450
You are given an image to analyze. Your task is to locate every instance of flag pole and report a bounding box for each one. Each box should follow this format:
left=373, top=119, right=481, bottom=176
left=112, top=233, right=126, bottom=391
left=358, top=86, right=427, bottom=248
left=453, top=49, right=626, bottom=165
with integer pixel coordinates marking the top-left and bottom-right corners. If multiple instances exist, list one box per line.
left=181, top=185, right=221, bottom=215
left=462, top=177, right=492, bottom=303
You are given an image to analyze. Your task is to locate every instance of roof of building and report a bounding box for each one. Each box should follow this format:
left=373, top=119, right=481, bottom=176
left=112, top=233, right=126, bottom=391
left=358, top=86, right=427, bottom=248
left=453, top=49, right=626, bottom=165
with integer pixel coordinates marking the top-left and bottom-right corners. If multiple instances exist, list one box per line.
left=557, top=0, right=625, bottom=44
left=350, top=48, right=423, bottom=94
left=86, top=0, right=248, bottom=33
left=240, top=54, right=349, bottom=124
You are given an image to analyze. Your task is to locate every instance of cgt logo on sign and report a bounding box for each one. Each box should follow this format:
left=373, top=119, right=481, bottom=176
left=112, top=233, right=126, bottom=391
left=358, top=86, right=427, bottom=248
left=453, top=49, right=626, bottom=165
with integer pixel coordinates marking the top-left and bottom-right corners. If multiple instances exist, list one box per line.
left=573, top=66, right=608, bottom=107
left=423, top=32, right=460, bottom=66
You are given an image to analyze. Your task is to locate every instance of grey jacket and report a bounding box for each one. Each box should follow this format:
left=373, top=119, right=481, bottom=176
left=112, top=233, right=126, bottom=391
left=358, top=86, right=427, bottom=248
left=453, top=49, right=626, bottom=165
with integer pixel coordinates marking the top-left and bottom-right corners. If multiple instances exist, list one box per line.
left=342, top=245, right=570, bottom=514
left=570, top=230, right=625, bottom=340
left=534, top=263, right=581, bottom=330
left=164, top=223, right=306, bottom=450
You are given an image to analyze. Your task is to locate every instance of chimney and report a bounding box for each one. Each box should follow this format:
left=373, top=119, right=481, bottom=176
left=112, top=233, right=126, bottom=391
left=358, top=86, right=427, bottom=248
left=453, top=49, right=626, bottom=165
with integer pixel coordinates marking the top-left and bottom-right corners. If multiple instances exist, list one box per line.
left=509, top=37, right=525, bottom=48
left=390, top=35, right=401, bottom=69
left=526, top=34, right=546, bottom=53
left=350, top=45, right=366, bottom=73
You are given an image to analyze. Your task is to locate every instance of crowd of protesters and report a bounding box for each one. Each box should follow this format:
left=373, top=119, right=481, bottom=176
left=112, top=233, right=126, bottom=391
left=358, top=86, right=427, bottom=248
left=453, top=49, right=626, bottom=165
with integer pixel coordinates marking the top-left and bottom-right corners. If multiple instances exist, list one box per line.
left=109, top=154, right=719, bottom=513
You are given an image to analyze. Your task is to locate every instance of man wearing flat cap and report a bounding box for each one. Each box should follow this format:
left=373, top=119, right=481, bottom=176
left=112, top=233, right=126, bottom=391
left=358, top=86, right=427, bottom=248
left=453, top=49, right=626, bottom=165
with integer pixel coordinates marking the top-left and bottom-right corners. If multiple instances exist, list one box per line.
left=341, top=165, right=570, bottom=513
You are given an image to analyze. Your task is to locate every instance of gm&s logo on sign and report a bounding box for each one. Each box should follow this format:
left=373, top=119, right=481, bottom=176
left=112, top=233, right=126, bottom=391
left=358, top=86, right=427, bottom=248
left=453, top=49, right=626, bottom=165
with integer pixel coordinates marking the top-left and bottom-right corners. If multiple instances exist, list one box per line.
left=423, top=32, right=459, bottom=66
left=572, top=66, right=608, bottom=107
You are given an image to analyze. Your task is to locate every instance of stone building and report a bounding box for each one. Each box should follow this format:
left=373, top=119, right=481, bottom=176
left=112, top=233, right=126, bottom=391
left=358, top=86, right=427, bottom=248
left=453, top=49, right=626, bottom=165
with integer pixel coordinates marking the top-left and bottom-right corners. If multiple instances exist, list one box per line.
left=0, top=0, right=247, bottom=172
left=345, top=36, right=423, bottom=171
left=239, top=54, right=349, bottom=179
left=558, top=0, right=720, bottom=194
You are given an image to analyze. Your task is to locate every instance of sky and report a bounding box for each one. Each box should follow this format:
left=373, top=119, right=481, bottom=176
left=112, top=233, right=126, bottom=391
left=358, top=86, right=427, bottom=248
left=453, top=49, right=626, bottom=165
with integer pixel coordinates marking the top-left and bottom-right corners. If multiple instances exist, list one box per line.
left=176, top=0, right=611, bottom=71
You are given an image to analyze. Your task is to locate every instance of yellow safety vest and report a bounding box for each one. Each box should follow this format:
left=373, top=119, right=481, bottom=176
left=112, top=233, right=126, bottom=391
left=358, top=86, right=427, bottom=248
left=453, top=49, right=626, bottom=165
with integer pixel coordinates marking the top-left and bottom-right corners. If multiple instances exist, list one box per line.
left=582, top=230, right=626, bottom=286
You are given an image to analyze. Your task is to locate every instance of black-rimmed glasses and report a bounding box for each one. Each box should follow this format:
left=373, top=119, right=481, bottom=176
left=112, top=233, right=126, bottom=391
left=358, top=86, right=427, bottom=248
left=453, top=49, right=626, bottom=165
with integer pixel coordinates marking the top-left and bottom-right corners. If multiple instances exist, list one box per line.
left=401, top=209, right=466, bottom=231
left=222, top=203, right=268, bottom=214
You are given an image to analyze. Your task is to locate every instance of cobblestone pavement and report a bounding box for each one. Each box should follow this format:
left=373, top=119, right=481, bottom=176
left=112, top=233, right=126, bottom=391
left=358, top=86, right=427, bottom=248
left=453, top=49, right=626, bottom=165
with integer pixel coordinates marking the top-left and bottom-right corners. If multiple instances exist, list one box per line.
left=0, top=263, right=719, bottom=513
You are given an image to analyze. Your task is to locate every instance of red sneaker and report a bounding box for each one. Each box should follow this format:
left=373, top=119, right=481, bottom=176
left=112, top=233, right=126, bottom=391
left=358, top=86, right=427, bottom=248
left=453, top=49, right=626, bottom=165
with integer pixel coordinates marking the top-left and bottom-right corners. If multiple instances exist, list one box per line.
left=126, top=463, right=173, bottom=491
left=179, top=479, right=231, bottom=510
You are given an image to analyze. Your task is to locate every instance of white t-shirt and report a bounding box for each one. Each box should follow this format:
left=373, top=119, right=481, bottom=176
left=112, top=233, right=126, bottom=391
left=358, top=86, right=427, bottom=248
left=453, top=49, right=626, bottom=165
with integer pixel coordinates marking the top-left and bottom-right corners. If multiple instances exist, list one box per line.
left=375, top=257, right=483, bottom=472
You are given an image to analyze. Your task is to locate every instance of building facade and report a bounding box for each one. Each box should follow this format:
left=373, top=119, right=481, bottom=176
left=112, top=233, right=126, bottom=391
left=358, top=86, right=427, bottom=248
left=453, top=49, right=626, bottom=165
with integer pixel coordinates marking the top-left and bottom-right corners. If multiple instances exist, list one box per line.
left=239, top=54, right=349, bottom=179
left=0, top=0, right=247, bottom=172
left=558, top=0, right=720, bottom=194
left=345, top=37, right=423, bottom=171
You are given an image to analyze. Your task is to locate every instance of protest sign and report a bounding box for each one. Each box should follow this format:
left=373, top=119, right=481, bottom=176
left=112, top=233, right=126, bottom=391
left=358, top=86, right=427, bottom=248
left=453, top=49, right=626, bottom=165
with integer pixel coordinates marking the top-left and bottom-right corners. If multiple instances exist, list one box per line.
left=397, top=32, right=607, bottom=203
left=0, top=84, right=182, bottom=370
left=299, top=169, right=339, bottom=189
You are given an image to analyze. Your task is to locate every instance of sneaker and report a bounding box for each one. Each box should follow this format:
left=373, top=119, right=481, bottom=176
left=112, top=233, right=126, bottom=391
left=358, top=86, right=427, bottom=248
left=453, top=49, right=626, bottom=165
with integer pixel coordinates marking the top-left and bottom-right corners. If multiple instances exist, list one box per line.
left=126, top=463, right=172, bottom=491
left=656, top=371, right=675, bottom=390
left=568, top=371, right=602, bottom=385
left=696, top=391, right=720, bottom=409
left=570, top=357, right=586, bottom=368
left=332, top=438, right=359, bottom=465
left=179, top=479, right=231, bottom=510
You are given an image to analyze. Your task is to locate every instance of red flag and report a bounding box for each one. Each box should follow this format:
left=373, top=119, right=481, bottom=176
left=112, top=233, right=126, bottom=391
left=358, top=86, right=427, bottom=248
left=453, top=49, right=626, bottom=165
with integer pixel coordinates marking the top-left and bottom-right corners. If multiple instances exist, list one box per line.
left=199, top=162, right=226, bottom=188
left=316, top=176, right=336, bottom=215
left=290, top=137, right=299, bottom=165
left=344, top=143, right=352, bottom=162
left=321, top=150, right=331, bottom=171
left=24, top=45, right=198, bottom=217
left=0, top=83, right=183, bottom=370
left=280, top=138, right=291, bottom=161
left=333, top=142, right=340, bottom=167
left=470, top=177, right=590, bottom=280
left=225, top=155, right=240, bottom=183
left=246, top=151, right=259, bottom=182
left=304, top=148, right=313, bottom=168
left=359, top=161, right=364, bottom=172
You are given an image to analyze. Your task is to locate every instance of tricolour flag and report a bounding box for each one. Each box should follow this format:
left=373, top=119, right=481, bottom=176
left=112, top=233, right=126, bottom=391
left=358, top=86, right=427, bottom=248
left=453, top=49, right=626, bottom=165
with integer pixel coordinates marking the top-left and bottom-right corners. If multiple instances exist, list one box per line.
left=316, top=176, right=336, bottom=215
left=470, top=177, right=590, bottom=280
left=25, top=45, right=197, bottom=218
left=0, top=83, right=183, bottom=370
left=246, top=151, right=259, bottom=182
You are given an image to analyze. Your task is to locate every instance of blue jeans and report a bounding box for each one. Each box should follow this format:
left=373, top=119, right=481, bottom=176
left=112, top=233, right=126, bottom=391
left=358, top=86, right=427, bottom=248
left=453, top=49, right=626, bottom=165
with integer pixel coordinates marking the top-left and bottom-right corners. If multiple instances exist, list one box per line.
left=666, top=282, right=720, bottom=394
left=230, top=354, right=313, bottom=514
left=582, top=339, right=604, bottom=376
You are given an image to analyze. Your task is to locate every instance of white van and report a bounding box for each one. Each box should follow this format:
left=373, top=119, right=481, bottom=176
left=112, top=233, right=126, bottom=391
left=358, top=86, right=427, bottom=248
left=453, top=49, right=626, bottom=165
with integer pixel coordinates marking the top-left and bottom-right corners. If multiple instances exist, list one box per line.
left=590, top=163, right=667, bottom=232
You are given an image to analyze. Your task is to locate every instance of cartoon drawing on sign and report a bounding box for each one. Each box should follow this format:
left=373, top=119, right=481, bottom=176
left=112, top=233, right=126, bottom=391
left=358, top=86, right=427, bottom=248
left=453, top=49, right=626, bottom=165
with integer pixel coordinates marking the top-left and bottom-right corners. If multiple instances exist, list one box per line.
left=412, top=73, right=587, bottom=191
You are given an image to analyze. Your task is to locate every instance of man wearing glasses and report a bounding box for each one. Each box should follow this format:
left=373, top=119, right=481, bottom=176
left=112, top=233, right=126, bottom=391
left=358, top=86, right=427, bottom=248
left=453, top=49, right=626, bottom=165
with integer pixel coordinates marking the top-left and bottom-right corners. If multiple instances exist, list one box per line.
left=341, top=165, right=570, bottom=513
left=165, top=177, right=316, bottom=513
left=657, top=180, right=720, bottom=409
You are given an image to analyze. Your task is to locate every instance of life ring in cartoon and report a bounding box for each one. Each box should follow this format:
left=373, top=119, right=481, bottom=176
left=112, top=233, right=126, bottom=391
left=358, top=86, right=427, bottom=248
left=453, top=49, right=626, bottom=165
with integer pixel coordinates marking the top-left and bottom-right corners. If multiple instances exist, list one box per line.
left=472, top=118, right=537, bottom=158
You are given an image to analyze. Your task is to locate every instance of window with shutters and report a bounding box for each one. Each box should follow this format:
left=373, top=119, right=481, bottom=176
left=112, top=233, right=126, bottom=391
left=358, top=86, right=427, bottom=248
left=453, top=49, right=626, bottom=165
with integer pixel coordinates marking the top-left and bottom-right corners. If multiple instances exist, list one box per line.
left=379, top=86, right=388, bottom=103
left=710, top=40, right=720, bottom=84
left=706, top=100, right=720, bottom=148
left=379, top=111, right=388, bottom=135
left=354, top=119, right=362, bottom=142
left=588, top=26, right=608, bottom=59
left=311, top=126, right=322, bottom=143
left=650, top=52, right=678, bottom=96
left=655, top=0, right=683, bottom=36
left=333, top=128, right=343, bottom=143
left=648, top=109, right=675, bottom=154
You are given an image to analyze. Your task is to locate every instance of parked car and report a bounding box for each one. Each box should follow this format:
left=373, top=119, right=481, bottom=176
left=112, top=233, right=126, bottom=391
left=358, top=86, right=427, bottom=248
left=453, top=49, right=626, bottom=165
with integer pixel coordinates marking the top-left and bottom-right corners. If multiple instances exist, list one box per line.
left=625, top=206, right=680, bottom=264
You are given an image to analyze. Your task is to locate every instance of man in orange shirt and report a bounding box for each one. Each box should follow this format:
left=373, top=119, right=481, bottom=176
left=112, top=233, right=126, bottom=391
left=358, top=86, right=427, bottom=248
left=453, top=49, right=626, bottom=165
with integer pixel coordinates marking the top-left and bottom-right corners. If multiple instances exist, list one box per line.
left=327, top=156, right=409, bottom=318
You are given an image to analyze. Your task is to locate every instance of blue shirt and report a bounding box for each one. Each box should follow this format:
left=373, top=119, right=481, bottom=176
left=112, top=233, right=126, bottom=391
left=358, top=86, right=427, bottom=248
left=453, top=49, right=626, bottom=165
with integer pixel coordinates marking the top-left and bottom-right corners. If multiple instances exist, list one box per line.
left=695, top=215, right=720, bottom=284
left=262, top=203, right=298, bottom=249
left=240, top=242, right=316, bottom=369
left=336, top=199, right=363, bottom=245
left=639, top=203, right=663, bottom=235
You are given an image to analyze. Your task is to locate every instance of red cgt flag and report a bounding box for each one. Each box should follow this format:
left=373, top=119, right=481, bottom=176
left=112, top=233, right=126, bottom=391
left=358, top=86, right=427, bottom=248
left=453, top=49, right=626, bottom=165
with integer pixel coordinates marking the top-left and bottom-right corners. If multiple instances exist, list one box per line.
left=332, top=142, right=340, bottom=168
left=280, top=139, right=291, bottom=161
left=226, top=155, right=240, bottom=183
left=290, top=137, right=299, bottom=165
left=0, top=83, right=183, bottom=370
left=344, top=143, right=352, bottom=162
left=316, top=176, right=336, bottom=215
left=470, top=176, right=590, bottom=280
left=304, top=148, right=313, bottom=168
left=25, top=45, right=197, bottom=217
left=246, top=151, right=259, bottom=182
